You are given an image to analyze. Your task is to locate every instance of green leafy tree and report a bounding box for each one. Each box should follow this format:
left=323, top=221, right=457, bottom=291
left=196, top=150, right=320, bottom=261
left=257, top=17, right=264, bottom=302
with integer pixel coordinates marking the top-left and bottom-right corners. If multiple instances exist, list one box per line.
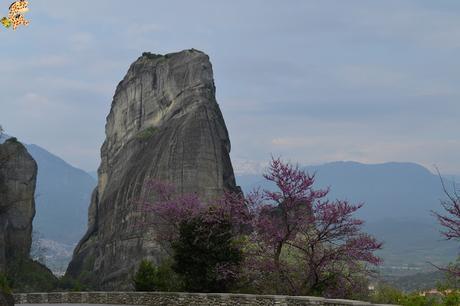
left=133, top=260, right=157, bottom=291
left=133, top=259, right=181, bottom=292
left=172, top=217, right=243, bottom=293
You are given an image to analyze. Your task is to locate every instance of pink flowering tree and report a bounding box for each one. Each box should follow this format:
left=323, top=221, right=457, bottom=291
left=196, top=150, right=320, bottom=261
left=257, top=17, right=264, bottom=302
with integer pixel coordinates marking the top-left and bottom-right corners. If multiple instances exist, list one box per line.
left=140, top=158, right=382, bottom=297
left=139, top=180, right=249, bottom=248
left=433, top=175, right=460, bottom=277
left=243, top=158, right=382, bottom=297
left=138, top=180, right=250, bottom=292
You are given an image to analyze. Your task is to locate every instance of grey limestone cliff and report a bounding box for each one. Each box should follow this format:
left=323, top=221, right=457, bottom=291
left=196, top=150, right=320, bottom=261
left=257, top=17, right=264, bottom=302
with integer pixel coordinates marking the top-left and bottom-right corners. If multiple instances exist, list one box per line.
left=67, top=49, right=240, bottom=289
left=0, top=138, right=37, bottom=272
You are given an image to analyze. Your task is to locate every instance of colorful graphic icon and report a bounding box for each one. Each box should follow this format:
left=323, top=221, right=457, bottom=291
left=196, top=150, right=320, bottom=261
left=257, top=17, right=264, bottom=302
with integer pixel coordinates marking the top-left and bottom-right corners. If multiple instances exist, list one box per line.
left=1, top=17, right=11, bottom=28
left=2, top=0, right=30, bottom=30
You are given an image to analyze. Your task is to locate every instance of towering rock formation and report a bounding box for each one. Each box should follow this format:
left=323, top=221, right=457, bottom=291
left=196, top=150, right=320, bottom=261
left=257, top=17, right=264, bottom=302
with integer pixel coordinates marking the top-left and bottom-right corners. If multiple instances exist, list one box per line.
left=67, top=49, right=240, bottom=289
left=0, top=138, right=37, bottom=272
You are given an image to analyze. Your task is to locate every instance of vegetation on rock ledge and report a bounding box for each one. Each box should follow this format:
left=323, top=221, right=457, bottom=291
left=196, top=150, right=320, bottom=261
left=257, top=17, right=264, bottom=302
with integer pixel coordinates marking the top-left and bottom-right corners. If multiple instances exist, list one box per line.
left=136, top=126, right=158, bottom=140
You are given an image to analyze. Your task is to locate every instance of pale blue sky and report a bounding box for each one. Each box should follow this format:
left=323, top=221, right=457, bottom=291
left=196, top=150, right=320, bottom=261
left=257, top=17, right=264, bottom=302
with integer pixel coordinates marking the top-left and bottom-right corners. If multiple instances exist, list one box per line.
left=1, top=0, right=459, bottom=173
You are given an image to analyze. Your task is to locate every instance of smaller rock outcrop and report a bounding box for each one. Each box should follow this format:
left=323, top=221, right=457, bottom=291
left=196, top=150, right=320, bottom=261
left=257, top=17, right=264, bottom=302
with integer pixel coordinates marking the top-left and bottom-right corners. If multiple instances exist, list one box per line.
left=0, top=137, right=37, bottom=272
left=0, top=137, right=57, bottom=291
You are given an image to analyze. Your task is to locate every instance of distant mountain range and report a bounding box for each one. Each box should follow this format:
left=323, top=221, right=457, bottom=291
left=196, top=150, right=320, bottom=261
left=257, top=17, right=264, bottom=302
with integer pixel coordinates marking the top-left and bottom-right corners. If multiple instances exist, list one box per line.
left=238, top=161, right=445, bottom=222
left=1, top=134, right=96, bottom=245
left=26, top=144, right=96, bottom=244
left=1, top=134, right=457, bottom=276
left=237, top=161, right=459, bottom=273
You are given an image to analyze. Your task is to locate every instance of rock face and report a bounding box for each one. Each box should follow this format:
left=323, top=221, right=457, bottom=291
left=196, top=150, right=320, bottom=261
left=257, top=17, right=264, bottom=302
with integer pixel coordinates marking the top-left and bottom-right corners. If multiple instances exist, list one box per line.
left=67, top=49, right=240, bottom=289
left=0, top=138, right=37, bottom=273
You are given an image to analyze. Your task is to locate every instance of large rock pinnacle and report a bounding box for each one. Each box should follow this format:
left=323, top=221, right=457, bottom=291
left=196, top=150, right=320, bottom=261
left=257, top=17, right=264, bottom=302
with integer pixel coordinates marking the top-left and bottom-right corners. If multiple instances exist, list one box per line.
left=66, top=49, right=240, bottom=289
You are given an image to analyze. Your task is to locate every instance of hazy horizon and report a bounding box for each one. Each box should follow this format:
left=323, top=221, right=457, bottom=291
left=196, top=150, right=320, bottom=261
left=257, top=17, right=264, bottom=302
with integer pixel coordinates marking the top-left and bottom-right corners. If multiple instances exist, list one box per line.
left=7, top=132, right=458, bottom=178
left=1, top=0, right=459, bottom=174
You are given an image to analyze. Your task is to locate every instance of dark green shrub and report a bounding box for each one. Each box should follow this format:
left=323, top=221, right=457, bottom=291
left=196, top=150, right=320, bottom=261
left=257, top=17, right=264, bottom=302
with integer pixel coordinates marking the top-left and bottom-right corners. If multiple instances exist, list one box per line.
left=57, top=274, right=93, bottom=292
left=6, top=259, right=58, bottom=292
left=150, top=259, right=182, bottom=292
left=133, top=259, right=181, bottom=292
left=5, top=137, right=18, bottom=144
left=133, top=260, right=156, bottom=291
left=172, top=217, right=243, bottom=293
left=0, top=273, right=11, bottom=294
left=142, top=52, right=164, bottom=60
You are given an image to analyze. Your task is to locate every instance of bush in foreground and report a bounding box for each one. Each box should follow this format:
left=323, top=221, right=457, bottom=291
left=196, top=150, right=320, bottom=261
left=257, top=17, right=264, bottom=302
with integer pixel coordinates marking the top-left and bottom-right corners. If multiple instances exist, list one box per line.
left=172, top=216, right=243, bottom=292
left=370, top=284, right=460, bottom=306
left=6, top=258, right=57, bottom=292
left=0, top=273, right=11, bottom=294
left=133, top=259, right=181, bottom=292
